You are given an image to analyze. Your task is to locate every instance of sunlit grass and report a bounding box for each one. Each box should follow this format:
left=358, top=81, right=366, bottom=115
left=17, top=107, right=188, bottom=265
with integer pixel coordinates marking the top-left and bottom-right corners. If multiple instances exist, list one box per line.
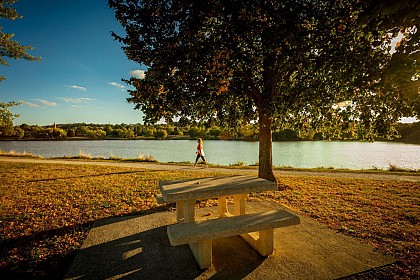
left=0, top=150, right=43, bottom=158
left=0, top=161, right=419, bottom=279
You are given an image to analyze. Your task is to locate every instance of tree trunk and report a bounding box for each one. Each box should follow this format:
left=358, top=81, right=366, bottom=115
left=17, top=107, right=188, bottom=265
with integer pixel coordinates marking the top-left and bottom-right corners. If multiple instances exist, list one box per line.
left=258, top=112, right=276, bottom=182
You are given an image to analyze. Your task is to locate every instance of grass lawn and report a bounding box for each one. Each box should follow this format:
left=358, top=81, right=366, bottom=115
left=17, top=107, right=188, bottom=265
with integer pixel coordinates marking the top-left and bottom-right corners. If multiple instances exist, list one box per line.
left=0, top=162, right=419, bottom=279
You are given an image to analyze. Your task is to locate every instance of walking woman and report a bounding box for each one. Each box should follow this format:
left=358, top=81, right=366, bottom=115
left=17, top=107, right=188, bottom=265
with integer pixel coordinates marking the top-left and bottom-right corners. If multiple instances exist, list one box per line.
left=194, top=138, right=208, bottom=167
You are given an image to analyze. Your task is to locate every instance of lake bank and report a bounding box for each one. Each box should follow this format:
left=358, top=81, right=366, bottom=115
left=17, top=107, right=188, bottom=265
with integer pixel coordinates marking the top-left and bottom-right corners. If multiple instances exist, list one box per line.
left=1, top=156, right=419, bottom=181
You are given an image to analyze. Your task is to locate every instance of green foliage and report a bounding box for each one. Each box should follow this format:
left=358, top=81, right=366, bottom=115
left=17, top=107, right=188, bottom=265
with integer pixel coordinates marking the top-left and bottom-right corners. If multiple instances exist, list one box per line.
left=272, top=129, right=300, bottom=141
left=0, top=101, right=20, bottom=136
left=52, top=128, right=67, bottom=140
left=13, top=126, right=23, bottom=138
left=66, top=128, right=75, bottom=137
left=396, top=122, right=420, bottom=144
left=0, top=0, right=41, bottom=80
left=188, top=126, right=205, bottom=138
left=4, top=121, right=420, bottom=142
left=109, top=0, right=417, bottom=136
left=153, top=129, right=167, bottom=139
left=209, top=126, right=221, bottom=138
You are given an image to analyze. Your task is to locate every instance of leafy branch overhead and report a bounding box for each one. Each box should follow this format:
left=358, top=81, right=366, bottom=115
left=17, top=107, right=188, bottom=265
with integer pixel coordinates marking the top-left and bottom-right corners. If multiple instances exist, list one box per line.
left=110, top=0, right=418, bottom=135
left=0, top=0, right=41, bottom=81
left=109, top=0, right=419, bottom=180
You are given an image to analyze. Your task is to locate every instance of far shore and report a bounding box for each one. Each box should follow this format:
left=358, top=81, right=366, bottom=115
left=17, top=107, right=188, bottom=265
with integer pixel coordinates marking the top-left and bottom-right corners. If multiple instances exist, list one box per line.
left=1, top=136, right=419, bottom=144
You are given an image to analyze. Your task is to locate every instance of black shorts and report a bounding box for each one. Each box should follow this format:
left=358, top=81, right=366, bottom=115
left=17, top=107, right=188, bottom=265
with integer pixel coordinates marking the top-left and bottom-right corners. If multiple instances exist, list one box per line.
left=196, top=154, right=206, bottom=162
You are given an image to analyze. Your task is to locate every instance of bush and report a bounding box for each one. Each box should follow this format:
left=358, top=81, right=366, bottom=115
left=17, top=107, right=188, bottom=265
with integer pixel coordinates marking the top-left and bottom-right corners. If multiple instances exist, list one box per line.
left=154, top=129, right=168, bottom=139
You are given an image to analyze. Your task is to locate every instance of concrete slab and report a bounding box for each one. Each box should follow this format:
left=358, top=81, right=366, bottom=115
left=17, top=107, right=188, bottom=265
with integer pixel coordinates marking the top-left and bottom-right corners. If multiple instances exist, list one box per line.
left=64, top=201, right=394, bottom=280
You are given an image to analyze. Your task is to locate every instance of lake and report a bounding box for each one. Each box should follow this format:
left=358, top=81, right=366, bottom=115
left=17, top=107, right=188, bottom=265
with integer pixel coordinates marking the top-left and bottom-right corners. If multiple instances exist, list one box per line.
left=0, top=140, right=419, bottom=170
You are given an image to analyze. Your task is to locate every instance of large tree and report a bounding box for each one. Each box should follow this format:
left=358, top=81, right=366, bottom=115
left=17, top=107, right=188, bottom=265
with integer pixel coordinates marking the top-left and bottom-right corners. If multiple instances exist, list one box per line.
left=109, top=0, right=419, bottom=181
left=0, top=0, right=40, bottom=81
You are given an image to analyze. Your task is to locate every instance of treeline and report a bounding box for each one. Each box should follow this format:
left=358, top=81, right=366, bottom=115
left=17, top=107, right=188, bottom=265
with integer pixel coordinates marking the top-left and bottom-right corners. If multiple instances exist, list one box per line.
left=5, top=123, right=255, bottom=140
left=2, top=122, right=420, bottom=143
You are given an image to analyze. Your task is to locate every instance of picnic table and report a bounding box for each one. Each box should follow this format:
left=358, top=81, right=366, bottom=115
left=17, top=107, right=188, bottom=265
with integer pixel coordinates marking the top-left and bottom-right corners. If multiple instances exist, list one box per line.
left=159, top=175, right=300, bottom=269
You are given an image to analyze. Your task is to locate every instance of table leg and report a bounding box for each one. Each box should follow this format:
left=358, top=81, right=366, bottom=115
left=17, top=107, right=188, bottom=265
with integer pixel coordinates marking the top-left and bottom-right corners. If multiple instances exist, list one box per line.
left=241, top=229, right=274, bottom=256
left=218, top=196, right=228, bottom=217
left=176, top=201, right=184, bottom=223
left=184, top=199, right=196, bottom=222
left=233, top=194, right=247, bottom=215
left=176, top=199, right=196, bottom=223
left=189, top=240, right=212, bottom=269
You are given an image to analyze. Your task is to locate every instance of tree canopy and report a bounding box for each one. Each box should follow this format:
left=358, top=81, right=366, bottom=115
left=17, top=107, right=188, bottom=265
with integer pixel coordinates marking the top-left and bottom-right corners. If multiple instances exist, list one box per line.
left=0, top=0, right=41, bottom=81
left=109, top=0, right=419, bottom=181
left=359, top=0, right=420, bottom=118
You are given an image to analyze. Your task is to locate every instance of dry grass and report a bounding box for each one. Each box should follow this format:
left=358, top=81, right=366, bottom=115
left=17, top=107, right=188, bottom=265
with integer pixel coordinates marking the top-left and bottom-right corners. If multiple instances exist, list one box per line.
left=0, top=162, right=418, bottom=279
left=0, top=150, right=43, bottom=158
left=265, top=175, right=419, bottom=278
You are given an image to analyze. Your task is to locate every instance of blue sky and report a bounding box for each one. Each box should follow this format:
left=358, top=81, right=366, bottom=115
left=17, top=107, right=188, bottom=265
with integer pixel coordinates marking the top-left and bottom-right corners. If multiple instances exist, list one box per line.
left=1, top=1, right=416, bottom=126
left=1, top=0, right=146, bottom=125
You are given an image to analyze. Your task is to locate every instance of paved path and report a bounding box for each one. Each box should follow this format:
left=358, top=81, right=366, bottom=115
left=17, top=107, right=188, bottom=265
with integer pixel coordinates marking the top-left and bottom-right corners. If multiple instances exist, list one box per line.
left=1, top=156, right=419, bottom=182
left=64, top=201, right=395, bottom=280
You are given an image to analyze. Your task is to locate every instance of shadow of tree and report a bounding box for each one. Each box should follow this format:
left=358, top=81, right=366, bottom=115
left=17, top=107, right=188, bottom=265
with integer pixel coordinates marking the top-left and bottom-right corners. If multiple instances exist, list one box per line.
left=64, top=215, right=265, bottom=280
left=0, top=206, right=173, bottom=280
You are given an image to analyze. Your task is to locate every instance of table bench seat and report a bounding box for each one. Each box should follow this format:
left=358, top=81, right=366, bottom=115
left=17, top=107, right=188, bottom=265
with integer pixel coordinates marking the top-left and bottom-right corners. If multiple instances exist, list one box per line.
left=167, top=209, right=300, bottom=269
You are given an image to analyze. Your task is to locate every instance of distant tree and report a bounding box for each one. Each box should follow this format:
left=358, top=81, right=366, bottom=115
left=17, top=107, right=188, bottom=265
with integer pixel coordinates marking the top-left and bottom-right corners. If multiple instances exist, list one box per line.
left=14, top=126, right=23, bottom=138
left=86, top=128, right=106, bottom=139
left=52, top=128, right=67, bottom=140
left=153, top=129, right=168, bottom=139
left=238, top=124, right=258, bottom=140
left=312, top=132, right=324, bottom=141
left=96, top=129, right=106, bottom=138
left=67, top=128, right=75, bottom=137
left=38, top=128, right=53, bottom=139
left=19, top=123, right=29, bottom=131
left=0, top=0, right=41, bottom=81
left=272, top=129, right=300, bottom=141
left=76, top=126, right=89, bottom=137
left=110, top=0, right=418, bottom=181
left=209, top=126, right=221, bottom=138
left=188, top=126, right=205, bottom=138
left=141, top=127, right=154, bottom=137
left=0, top=101, right=20, bottom=136
left=104, top=125, right=113, bottom=136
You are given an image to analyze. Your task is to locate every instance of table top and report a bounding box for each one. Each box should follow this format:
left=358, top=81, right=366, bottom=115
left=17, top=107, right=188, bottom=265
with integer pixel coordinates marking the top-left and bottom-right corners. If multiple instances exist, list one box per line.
left=159, top=175, right=277, bottom=203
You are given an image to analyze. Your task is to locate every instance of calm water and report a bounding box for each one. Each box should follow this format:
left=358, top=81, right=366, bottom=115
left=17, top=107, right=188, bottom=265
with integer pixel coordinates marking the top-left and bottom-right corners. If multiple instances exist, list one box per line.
left=0, top=140, right=419, bottom=170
